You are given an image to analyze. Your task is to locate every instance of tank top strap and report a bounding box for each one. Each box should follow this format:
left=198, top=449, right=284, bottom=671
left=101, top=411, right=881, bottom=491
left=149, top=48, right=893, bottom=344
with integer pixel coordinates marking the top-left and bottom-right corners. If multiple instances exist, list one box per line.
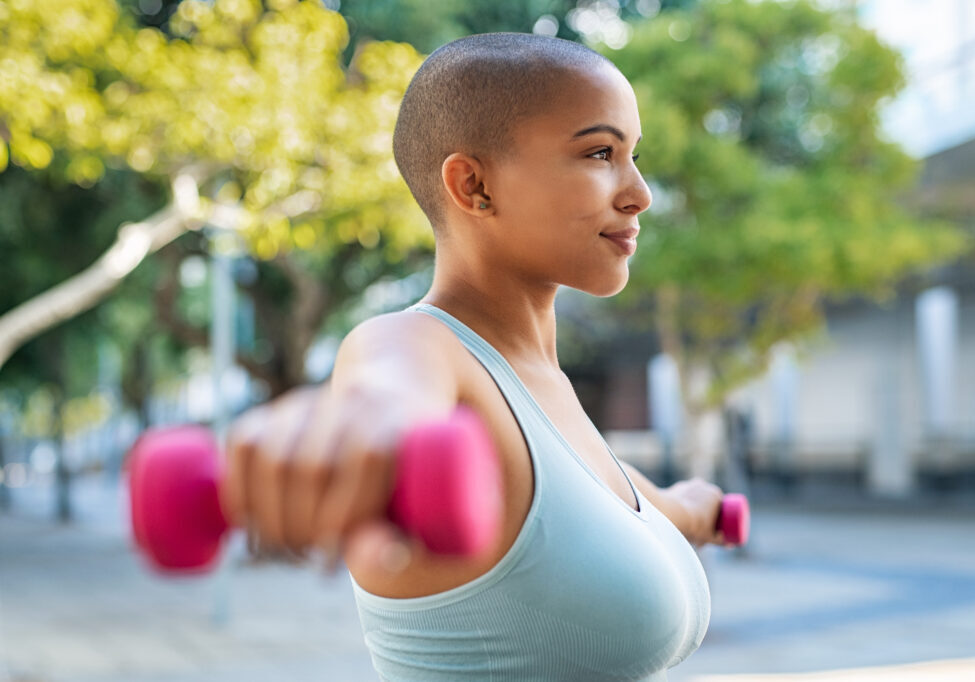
left=410, top=303, right=649, bottom=520
left=408, top=303, right=544, bottom=427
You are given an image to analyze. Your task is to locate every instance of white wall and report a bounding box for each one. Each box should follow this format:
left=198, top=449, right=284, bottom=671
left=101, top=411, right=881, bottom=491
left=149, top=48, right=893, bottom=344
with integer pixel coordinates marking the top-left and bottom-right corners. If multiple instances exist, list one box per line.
left=731, top=290, right=974, bottom=478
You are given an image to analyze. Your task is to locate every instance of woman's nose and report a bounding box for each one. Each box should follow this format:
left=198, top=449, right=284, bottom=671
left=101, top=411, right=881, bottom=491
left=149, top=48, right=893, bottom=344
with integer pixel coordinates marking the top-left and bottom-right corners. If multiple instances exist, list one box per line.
left=618, top=169, right=652, bottom=215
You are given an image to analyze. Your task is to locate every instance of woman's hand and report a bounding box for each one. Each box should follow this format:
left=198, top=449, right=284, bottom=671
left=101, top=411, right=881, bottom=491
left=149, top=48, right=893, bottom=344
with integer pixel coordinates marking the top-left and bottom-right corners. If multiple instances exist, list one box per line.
left=663, top=477, right=725, bottom=547
left=219, top=382, right=439, bottom=573
left=217, top=311, right=466, bottom=583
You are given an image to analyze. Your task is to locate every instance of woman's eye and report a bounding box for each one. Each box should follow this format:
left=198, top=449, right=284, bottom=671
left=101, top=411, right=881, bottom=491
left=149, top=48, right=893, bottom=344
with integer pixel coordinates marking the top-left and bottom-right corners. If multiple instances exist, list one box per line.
left=589, top=147, right=640, bottom=163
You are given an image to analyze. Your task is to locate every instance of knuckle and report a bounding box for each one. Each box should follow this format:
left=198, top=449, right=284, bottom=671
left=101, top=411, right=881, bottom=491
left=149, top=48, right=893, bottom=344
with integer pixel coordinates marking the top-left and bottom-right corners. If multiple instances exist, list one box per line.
left=226, top=424, right=249, bottom=453
left=229, top=406, right=267, bottom=445
left=290, top=454, right=324, bottom=483
left=361, top=445, right=388, bottom=471
left=256, top=448, right=289, bottom=479
left=225, top=429, right=253, bottom=465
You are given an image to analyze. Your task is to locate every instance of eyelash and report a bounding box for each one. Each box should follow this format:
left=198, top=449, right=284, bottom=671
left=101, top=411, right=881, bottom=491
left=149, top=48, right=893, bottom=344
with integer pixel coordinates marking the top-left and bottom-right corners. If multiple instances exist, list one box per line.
left=591, top=147, right=640, bottom=163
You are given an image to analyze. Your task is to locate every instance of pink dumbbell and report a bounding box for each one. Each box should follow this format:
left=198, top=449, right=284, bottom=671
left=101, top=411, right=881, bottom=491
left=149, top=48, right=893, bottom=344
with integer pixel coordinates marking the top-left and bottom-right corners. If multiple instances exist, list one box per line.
left=717, top=492, right=750, bottom=546
left=128, top=407, right=503, bottom=574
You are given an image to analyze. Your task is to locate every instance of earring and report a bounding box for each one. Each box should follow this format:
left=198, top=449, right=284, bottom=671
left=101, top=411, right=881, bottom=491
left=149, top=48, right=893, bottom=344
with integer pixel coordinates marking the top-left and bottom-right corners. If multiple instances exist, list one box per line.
left=479, top=202, right=488, bottom=209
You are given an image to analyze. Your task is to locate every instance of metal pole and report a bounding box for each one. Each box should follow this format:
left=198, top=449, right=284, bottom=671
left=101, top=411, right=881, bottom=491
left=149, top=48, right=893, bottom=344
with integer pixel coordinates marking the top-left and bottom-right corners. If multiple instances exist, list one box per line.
left=209, top=230, right=237, bottom=627
left=648, top=354, right=681, bottom=486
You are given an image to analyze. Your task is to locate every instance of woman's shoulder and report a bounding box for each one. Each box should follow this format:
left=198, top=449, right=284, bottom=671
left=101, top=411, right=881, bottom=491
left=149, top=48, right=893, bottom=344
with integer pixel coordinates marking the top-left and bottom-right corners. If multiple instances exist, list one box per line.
left=343, top=308, right=465, bottom=354
left=334, top=308, right=480, bottom=389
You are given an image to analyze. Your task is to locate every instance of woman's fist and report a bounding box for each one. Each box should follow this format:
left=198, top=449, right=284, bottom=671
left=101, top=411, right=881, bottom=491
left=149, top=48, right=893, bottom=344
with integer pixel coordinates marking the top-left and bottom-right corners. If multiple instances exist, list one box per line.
left=219, top=383, right=443, bottom=567
left=664, top=477, right=726, bottom=547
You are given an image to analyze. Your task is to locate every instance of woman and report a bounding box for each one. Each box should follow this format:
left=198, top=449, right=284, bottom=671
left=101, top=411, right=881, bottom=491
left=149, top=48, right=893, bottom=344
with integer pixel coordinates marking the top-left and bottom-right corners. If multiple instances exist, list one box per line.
left=221, top=32, right=726, bottom=681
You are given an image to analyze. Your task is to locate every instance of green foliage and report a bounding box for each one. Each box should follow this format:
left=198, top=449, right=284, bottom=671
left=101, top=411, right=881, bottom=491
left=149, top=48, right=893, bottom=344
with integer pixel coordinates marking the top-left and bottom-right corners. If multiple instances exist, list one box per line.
left=2, top=0, right=968, bottom=416
left=600, top=0, right=969, bottom=405
left=0, top=0, right=438, bottom=405
left=0, top=0, right=431, bottom=260
left=341, top=0, right=576, bottom=55
left=339, top=0, right=697, bottom=56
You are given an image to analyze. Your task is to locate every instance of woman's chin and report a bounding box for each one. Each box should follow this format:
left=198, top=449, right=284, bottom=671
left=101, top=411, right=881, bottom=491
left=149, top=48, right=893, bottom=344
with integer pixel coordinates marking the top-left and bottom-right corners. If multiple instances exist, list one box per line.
left=578, top=270, right=630, bottom=298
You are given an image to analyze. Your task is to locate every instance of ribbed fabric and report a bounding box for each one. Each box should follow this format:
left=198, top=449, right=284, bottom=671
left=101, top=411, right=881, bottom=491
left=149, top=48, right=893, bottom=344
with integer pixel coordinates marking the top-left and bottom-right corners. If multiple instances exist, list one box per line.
left=352, top=303, right=711, bottom=681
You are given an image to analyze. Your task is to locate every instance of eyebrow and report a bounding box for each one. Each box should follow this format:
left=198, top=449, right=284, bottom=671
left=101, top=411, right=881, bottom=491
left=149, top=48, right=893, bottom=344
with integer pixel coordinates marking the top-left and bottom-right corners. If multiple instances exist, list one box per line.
left=571, top=124, right=642, bottom=143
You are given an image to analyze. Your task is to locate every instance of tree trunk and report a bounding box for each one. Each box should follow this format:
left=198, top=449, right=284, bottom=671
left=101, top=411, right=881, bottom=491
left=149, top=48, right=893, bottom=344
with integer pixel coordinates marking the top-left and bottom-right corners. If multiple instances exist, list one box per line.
left=654, top=285, right=726, bottom=482
left=121, top=336, right=153, bottom=431
left=682, top=363, right=725, bottom=481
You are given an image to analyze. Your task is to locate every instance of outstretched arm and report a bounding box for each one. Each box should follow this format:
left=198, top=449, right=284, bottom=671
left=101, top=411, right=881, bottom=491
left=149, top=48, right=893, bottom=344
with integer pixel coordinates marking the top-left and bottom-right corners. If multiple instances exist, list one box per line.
left=220, top=311, right=470, bottom=586
left=620, top=461, right=724, bottom=546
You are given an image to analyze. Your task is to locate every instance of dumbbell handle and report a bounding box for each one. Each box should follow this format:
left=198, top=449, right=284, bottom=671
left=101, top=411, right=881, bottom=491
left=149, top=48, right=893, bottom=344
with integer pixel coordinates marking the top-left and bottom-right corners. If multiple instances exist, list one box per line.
left=128, top=407, right=503, bottom=574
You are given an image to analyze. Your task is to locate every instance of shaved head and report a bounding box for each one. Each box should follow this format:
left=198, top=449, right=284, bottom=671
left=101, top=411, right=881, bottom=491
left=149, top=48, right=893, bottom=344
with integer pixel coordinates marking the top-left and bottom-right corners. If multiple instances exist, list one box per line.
left=392, top=32, right=616, bottom=232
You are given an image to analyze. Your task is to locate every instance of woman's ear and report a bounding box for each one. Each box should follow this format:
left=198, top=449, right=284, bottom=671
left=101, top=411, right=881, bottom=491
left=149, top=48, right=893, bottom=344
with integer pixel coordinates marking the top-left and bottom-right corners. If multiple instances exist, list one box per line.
left=441, top=152, right=494, bottom=218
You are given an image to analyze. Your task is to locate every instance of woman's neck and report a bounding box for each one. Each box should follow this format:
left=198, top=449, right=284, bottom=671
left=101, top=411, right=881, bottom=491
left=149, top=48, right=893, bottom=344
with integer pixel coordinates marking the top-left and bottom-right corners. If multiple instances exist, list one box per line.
left=421, top=251, right=561, bottom=371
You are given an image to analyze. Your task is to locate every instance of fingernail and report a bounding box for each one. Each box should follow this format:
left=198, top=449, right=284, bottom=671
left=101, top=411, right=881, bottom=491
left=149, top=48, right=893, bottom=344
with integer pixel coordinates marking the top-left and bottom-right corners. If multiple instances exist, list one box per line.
left=379, top=541, right=411, bottom=574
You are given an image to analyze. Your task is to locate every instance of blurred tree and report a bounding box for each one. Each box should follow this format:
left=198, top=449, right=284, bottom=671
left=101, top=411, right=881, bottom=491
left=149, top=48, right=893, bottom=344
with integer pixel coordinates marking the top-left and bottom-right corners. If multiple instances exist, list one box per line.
left=0, top=0, right=429, bottom=397
left=339, top=0, right=697, bottom=56
left=341, top=0, right=577, bottom=54
left=0, top=0, right=703, bottom=406
left=598, top=0, right=969, bottom=476
left=0, top=1, right=190, bottom=415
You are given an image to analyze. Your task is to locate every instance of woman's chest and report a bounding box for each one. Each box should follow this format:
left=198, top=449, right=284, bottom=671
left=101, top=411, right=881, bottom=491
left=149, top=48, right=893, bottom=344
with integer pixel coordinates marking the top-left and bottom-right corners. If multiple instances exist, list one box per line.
left=502, top=471, right=711, bottom=678
left=516, top=367, right=640, bottom=510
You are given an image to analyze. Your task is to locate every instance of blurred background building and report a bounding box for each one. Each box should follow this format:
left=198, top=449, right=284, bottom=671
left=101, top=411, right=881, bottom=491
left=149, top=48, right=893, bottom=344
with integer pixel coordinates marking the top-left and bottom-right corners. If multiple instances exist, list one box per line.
left=721, top=0, right=975, bottom=495
left=583, top=0, right=975, bottom=498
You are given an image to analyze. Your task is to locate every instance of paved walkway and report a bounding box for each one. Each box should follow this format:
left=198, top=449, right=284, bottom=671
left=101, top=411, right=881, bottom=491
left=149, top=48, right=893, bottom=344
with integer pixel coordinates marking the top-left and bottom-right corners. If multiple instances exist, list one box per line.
left=1, top=475, right=973, bottom=681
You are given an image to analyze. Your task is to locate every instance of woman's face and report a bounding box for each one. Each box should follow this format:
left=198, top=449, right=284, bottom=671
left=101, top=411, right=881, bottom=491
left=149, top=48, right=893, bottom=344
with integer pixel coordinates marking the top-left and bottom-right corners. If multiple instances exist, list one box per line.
left=486, top=64, right=652, bottom=297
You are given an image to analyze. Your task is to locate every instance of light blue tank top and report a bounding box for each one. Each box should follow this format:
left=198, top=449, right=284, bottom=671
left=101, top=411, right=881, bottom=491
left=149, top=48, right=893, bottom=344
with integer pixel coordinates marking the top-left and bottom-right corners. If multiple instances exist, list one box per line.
left=352, top=303, right=711, bottom=681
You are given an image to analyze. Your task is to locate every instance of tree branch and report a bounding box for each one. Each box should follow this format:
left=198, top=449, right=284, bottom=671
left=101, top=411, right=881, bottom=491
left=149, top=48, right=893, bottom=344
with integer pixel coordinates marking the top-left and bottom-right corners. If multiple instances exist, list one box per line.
left=0, top=199, right=201, bottom=369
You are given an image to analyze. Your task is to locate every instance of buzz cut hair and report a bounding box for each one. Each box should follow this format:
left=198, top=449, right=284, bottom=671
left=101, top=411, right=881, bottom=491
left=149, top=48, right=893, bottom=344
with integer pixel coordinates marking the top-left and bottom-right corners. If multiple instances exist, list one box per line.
left=392, top=32, right=616, bottom=232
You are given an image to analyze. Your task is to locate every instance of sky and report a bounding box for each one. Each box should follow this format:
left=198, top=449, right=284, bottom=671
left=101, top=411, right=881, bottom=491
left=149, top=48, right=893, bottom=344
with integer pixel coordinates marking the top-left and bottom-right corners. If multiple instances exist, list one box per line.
left=858, top=0, right=975, bottom=156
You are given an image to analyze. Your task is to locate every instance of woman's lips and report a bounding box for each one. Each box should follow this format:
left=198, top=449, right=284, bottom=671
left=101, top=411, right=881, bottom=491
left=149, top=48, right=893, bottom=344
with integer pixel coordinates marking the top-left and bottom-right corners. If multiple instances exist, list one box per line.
left=600, top=228, right=639, bottom=256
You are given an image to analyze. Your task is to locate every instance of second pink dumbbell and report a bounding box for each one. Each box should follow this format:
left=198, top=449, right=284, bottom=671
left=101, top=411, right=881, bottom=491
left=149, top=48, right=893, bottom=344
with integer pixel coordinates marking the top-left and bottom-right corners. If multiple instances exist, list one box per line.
left=717, top=492, right=750, bottom=546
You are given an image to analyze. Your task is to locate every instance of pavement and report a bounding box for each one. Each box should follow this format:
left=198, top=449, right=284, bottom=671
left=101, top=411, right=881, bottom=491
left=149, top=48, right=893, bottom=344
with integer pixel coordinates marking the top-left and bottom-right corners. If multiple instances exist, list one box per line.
left=1, top=474, right=974, bottom=682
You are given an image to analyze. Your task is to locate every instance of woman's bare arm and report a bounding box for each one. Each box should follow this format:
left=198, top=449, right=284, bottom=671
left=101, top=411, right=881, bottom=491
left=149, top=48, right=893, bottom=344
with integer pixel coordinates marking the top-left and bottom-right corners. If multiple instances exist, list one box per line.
left=220, top=311, right=467, bottom=581
left=620, top=461, right=724, bottom=546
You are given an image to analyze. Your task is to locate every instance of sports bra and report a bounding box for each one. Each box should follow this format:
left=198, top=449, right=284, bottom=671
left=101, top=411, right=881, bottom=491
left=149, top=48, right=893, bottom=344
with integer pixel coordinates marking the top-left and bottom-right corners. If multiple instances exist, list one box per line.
left=352, top=303, right=711, bottom=681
